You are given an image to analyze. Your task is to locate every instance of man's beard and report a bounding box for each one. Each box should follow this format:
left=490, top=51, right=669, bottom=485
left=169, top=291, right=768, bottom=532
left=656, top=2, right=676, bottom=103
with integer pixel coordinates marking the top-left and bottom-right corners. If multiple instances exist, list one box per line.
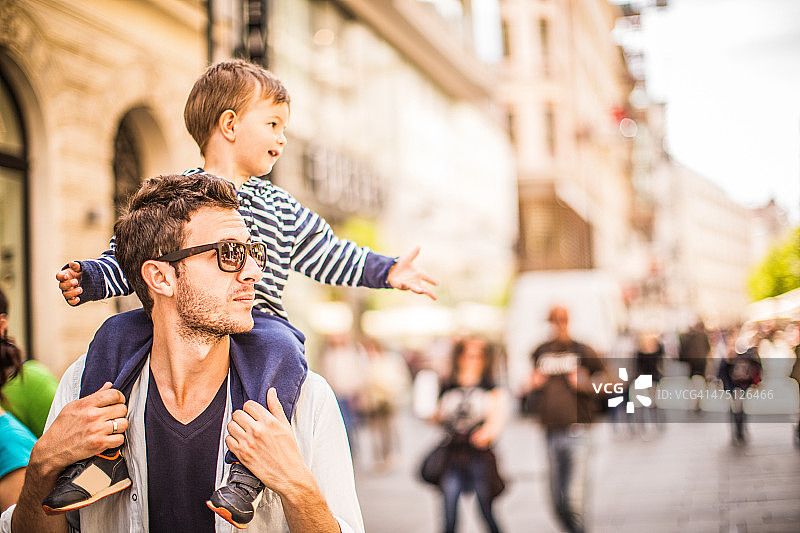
left=175, top=275, right=253, bottom=344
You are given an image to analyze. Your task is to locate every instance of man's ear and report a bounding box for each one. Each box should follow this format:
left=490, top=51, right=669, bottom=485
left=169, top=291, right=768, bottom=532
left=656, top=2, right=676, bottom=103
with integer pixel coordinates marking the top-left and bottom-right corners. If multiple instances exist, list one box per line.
left=0, top=313, right=7, bottom=338
left=219, top=109, right=237, bottom=142
left=141, top=260, right=177, bottom=299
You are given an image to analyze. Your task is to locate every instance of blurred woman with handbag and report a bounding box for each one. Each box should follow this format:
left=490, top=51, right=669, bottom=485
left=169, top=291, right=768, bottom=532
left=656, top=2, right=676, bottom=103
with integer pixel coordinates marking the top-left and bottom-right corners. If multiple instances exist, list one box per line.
left=429, top=336, right=509, bottom=533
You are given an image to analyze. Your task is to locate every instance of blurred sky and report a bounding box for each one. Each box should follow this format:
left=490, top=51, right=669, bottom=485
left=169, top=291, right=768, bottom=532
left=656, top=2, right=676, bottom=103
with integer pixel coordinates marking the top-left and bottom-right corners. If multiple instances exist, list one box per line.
left=639, top=0, right=800, bottom=222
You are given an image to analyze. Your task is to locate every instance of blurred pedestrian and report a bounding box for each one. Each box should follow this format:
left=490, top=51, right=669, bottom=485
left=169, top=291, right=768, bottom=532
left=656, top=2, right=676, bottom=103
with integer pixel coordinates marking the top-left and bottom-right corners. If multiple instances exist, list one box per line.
left=678, top=319, right=711, bottom=409
left=0, top=288, right=57, bottom=438
left=320, top=332, right=369, bottom=456
left=633, top=330, right=664, bottom=435
left=0, top=289, right=37, bottom=511
left=606, top=328, right=635, bottom=432
left=717, top=327, right=761, bottom=445
left=528, top=305, right=608, bottom=533
left=789, top=322, right=800, bottom=444
left=756, top=323, right=796, bottom=379
left=361, top=337, right=411, bottom=471
left=431, top=336, right=509, bottom=533
left=0, top=406, right=35, bottom=512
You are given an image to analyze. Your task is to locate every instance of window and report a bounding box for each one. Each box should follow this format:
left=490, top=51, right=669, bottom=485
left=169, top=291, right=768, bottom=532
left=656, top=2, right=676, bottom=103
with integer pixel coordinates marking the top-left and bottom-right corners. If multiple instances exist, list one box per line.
left=112, top=113, right=144, bottom=312
left=0, top=72, right=29, bottom=353
left=544, top=103, right=556, bottom=157
left=539, top=18, right=550, bottom=75
left=501, top=20, right=511, bottom=58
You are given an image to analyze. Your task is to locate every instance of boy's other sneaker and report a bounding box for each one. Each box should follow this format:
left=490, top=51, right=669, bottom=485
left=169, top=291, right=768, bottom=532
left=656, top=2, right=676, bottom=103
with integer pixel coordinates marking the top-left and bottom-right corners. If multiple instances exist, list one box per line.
left=42, top=451, right=131, bottom=514
left=206, top=462, right=265, bottom=529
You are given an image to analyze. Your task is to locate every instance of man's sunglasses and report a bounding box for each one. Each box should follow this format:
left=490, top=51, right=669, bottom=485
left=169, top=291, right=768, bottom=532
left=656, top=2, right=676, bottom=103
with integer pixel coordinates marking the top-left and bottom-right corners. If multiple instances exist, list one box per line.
left=155, top=241, right=268, bottom=273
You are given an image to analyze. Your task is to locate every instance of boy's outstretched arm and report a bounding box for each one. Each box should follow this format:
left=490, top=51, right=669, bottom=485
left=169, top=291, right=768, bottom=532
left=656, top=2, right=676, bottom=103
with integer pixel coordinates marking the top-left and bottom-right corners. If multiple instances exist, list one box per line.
left=55, top=239, right=133, bottom=306
left=387, top=247, right=438, bottom=300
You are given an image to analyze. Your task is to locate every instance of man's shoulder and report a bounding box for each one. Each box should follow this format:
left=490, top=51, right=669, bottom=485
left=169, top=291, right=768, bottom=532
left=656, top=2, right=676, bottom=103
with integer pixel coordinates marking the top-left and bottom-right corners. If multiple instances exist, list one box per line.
left=300, top=370, right=335, bottom=397
left=533, top=338, right=598, bottom=358
left=532, top=339, right=566, bottom=355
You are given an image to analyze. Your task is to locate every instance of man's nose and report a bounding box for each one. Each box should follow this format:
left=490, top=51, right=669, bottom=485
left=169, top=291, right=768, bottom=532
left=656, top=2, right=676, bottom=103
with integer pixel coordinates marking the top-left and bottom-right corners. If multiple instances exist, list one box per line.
left=239, top=252, right=263, bottom=284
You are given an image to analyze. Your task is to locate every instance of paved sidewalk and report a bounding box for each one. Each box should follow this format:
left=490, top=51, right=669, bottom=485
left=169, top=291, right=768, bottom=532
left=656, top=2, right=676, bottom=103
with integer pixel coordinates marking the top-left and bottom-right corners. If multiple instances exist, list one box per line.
left=354, top=409, right=800, bottom=532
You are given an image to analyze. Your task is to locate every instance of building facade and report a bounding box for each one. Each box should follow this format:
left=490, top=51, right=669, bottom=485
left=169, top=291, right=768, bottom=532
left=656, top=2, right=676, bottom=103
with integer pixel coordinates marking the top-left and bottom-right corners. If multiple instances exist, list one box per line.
left=499, top=0, right=637, bottom=276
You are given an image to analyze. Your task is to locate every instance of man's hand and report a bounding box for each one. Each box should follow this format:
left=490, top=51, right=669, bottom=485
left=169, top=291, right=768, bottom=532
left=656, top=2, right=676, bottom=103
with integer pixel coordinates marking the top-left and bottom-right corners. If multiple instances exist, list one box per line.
left=225, top=389, right=339, bottom=533
left=55, top=262, right=82, bottom=306
left=31, top=382, right=128, bottom=477
left=10, top=382, right=128, bottom=533
left=225, top=389, right=307, bottom=493
left=529, top=370, right=547, bottom=391
left=387, top=247, right=438, bottom=301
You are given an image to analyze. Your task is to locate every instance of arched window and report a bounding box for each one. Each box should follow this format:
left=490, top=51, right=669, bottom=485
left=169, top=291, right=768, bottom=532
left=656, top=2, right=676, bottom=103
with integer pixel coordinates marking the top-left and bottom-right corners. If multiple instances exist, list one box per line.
left=113, top=114, right=143, bottom=218
left=0, top=73, right=29, bottom=352
left=112, top=112, right=144, bottom=312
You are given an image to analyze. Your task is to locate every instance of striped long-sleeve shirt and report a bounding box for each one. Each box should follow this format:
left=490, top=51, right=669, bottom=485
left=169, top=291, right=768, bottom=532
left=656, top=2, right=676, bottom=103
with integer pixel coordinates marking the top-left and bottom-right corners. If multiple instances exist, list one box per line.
left=75, top=169, right=397, bottom=319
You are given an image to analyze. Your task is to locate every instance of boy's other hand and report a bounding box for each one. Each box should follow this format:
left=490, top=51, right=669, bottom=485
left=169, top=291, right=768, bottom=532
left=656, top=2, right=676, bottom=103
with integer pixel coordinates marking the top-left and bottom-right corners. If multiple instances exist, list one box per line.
left=56, top=262, right=82, bottom=306
left=387, top=246, right=438, bottom=301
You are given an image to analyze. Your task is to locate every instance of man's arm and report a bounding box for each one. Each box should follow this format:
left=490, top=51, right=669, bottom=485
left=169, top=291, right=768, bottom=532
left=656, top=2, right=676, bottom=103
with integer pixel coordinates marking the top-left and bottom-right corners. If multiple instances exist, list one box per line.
left=10, top=383, right=128, bottom=533
left=225, top=388, right=341, bottom=533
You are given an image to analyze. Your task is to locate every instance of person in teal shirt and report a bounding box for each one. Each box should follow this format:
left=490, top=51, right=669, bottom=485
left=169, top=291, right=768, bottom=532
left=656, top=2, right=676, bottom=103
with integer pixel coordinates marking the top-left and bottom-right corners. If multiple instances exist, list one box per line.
left=0, top=407, right=36, bottom=512
left=0, top=288, right=57, bottom=438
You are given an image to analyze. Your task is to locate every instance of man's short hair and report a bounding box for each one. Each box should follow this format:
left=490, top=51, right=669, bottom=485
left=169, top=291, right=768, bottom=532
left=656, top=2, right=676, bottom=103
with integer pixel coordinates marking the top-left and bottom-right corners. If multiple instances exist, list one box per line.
left=114, top=173, right=239, bottom=314
left=184, top=59, right=291, bottom=157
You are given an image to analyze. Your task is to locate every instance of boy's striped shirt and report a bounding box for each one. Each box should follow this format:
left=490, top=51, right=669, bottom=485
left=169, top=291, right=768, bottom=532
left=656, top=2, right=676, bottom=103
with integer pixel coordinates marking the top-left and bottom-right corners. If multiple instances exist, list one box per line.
left=75, top=169, right=396, bottom=319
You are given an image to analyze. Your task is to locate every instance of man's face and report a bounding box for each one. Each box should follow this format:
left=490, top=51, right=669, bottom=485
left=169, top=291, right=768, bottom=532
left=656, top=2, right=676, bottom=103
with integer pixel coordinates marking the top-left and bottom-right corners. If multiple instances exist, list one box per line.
left=549, top=307, right=570, bottom=339
left=233, top=97, right=289, bottom=178
left=173, top=207, right=262, bottom=340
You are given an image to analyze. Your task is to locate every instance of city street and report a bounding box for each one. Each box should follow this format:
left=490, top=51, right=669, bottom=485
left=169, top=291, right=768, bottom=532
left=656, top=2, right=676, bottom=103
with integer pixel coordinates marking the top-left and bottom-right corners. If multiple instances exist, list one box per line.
left=354, top=409, right=800, bottom=532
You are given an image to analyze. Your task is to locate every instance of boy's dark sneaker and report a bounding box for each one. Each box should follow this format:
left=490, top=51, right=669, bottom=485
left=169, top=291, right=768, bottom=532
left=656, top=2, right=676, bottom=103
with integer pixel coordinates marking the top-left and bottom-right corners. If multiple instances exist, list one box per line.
left=42, top=451, right=131, bottom=514
left=206, top=462, right=265, bottom=529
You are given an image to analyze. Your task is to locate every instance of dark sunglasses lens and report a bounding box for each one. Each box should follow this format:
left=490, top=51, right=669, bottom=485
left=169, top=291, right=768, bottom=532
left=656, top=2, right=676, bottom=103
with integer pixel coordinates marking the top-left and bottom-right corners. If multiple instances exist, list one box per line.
left=219, top=242, right=246, bottom=272
left=251, top=243, right=267, bottom=270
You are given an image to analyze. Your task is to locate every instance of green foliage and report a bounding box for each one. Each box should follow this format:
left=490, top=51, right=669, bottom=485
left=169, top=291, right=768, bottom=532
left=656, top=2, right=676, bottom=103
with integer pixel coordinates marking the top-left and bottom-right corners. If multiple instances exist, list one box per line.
left=748, top=226, right=800, bottom=301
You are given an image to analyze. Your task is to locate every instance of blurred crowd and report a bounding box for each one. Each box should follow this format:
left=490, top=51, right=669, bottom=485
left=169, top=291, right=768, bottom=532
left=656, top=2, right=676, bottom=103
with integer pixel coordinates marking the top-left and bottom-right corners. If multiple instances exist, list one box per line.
left=314, top=304, right=799, bottom=533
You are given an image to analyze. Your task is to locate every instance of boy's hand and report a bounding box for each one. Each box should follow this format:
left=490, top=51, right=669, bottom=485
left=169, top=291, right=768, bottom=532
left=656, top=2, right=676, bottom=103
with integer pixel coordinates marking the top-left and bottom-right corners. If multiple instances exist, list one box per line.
left=56, top=262, right=82, bottom=306
left=387, top=247, right=438, bottom=300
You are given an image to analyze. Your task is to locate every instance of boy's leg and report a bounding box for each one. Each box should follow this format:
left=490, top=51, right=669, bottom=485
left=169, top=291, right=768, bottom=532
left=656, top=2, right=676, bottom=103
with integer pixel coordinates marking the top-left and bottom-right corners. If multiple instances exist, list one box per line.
left=207, top=310, right=308, bottom=528
left=43, top=309, right=153, bottom=513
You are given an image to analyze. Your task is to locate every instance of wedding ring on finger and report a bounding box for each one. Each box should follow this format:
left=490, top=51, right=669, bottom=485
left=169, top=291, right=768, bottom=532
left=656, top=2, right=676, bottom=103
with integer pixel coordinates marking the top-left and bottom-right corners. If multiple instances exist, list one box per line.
left=111, top=418, right=119, bottom=435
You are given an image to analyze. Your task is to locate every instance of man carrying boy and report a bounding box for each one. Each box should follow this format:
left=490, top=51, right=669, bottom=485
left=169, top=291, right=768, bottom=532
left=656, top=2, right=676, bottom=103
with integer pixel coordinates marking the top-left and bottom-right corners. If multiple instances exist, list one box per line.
left=50, top=59, right=436, bottom=526
left=2, top=173, right=363, bottom=532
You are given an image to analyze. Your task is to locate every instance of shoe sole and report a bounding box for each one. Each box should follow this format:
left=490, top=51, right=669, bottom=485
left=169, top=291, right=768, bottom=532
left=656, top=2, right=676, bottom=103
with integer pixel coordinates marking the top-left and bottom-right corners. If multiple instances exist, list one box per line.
left=42, top=479, right=132, bottom=514
left=206, top=500, right=248, bottom=529
left=206, top=488, right=263, bottom=529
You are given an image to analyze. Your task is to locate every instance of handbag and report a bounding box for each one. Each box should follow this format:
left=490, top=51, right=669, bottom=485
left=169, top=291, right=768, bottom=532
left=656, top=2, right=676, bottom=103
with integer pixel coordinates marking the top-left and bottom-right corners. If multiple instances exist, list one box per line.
left=419, top=438, right=451, bottom=486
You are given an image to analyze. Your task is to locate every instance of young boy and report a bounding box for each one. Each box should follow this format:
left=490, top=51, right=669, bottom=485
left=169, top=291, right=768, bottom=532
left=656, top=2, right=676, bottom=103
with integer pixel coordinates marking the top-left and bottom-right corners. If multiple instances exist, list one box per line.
left=51, top=59, right=436, bottom=528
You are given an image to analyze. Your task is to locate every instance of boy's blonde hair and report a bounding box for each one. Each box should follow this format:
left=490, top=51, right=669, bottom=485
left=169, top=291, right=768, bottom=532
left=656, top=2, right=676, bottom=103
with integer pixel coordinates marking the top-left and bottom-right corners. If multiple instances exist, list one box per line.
left=184, top=59, right=291, bottom=156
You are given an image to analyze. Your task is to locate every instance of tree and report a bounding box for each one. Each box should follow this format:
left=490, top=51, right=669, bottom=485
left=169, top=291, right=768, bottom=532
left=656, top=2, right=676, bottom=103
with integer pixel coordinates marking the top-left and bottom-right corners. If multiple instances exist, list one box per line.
left=748, top=226, right=800, bottom=301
